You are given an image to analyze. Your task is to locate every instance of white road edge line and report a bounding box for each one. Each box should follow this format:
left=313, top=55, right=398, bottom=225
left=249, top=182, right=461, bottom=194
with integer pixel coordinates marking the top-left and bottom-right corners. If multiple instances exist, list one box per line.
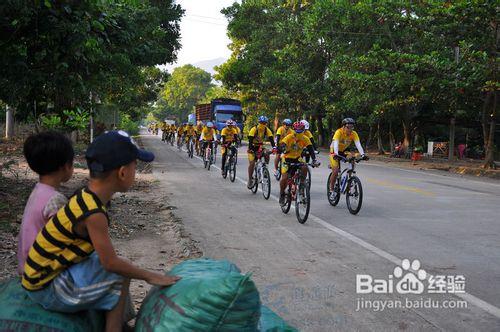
left=167, top=138, right=500, bottom=320
left=364, top=162, right=500, bottom=188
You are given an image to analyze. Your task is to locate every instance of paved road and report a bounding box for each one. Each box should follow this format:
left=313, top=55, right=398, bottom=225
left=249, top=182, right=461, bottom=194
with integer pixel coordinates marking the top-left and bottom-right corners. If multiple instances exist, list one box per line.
left=144, top=133, right=500, bottom=331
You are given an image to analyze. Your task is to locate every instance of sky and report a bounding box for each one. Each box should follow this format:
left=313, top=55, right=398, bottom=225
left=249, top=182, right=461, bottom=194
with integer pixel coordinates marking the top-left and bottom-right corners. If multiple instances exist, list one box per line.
left=162, top=0, right=237, bottom=72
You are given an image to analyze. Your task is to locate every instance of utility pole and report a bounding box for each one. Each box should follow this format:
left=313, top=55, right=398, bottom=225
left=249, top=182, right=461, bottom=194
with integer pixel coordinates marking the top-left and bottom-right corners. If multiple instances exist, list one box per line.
left=5, top=105, right=14, bottom=139
left=90, top=92, right=94, bottom=143
left=448, top=46, right=460, bottom=161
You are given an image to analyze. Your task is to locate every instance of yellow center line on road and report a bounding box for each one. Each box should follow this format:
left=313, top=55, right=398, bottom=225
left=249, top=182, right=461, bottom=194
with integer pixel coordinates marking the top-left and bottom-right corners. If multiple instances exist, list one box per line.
left=366, top=177, right=436, bottom=197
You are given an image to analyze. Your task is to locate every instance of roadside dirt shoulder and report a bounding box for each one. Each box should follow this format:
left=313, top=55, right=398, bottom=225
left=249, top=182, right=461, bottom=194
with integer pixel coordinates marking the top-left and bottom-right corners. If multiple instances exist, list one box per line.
left=0, top=137, right=202, bottom=312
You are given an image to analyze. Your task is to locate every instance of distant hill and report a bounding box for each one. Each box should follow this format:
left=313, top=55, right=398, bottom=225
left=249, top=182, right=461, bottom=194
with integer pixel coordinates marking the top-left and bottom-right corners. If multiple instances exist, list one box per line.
left=193, top=57, right=227, bottom=76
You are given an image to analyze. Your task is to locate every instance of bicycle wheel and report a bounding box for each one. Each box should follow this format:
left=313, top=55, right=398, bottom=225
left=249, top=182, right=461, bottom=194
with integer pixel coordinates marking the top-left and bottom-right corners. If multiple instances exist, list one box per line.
left=189, top=141, right=194, bottom=158
left=204, top=150, right=208, bottom=168
left=346, top=176, right=363, bottom=215
left=251, top=168, right=258, bottom=194
left=275, top=159, right=282, bottom=181
left=229, top=157, right=237, bottom=182
left=208, top=152, right=213, bottom=171
left=261, top=167, right=271, bottom=200
left=306, top=166, right=312, bottom=189
left=295, top=179, right=310, bottom=224
left=280, top=186, right=292, bottom=214
left=327, top=173, right=341, bottom=206
left=222, top=158, right=228, bottom=179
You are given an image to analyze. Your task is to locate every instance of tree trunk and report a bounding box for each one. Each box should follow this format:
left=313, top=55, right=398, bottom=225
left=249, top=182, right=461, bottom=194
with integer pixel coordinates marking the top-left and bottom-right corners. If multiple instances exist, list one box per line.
left=402, top=119, right=410, bottom=151
left=366, top=124, right=373, bottom=150
left=388, top=122, right=395, bottom=153
left=448, top=117, right=456, bottom=161
left=377, top=120, right=385, bottom=154
left=327, top=116, right=333, bottom=140
left=5, top=105, right=14, bottom=139
left=484, top=91, right=497, bottom=169
left=315, top=114, right=326, bottom=147
left=482, top=92, right=492, bottom=148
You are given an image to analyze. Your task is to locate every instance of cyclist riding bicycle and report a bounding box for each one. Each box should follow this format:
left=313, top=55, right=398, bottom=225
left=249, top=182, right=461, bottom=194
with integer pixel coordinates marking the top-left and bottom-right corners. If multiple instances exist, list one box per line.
left=279, top=122, right=320, bottom=204
left=247, top=115, right=276, bottom=189
left=200, top=121, right=217, bottom=158
left=195, top=121, right=204, bottom=154
left=184, top=122, right=197, bottom=142
left=161, top=121, right=169, bottom=142
left=299, top=120, right=318, bottom=163
left=329, top=118, right=368, bottom=199
left=168, top=123, right=177, bottom=142
left=220, top=120, right=239, bottom=176
left=176, top=123, right=185, bottom=147
left=274, top=119, right=293, bottom=177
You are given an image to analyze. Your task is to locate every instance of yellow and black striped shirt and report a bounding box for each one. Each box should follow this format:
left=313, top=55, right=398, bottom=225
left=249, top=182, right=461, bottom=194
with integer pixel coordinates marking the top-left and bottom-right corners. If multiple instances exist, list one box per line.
left=22, top=187, right=108, bottom=291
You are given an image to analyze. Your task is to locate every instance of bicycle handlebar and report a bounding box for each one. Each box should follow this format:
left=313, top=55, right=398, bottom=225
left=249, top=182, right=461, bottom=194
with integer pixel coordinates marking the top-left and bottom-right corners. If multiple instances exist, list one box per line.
left=334, top=155, right=366, bottom=163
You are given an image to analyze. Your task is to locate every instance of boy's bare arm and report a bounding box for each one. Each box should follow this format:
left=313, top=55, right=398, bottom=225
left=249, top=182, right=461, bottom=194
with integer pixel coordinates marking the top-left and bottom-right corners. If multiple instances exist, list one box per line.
left=85, top=213, right=180, bottom=286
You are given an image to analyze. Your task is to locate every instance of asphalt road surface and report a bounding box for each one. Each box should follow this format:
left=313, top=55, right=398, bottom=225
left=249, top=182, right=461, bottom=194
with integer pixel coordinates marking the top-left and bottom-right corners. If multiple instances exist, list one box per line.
left=143, top=132, right=500, bottom=331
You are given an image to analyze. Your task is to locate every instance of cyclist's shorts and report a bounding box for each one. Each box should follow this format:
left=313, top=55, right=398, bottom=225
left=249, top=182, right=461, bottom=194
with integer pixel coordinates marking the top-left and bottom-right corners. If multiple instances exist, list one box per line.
left=247, top=145, right=266, bottom=162
left=281, top=157, right=304, bottom=175
left=329, top=151, right=348, bottom=169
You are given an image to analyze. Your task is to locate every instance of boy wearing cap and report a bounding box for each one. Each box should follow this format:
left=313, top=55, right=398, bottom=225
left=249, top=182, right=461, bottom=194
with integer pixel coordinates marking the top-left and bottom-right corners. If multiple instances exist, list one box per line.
left=22, top=131, right=180, bottom=332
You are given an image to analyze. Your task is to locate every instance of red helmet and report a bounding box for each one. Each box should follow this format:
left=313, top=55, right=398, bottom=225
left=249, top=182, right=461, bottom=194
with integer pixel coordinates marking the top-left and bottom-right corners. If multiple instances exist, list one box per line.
left=293, top=121, right=305, bottom=133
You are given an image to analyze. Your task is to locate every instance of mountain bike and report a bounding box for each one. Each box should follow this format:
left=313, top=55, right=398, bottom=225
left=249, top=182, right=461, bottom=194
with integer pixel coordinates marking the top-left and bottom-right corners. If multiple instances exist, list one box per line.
left=327, top=155, right=367, bottom=215
left=275, top=157, right=282, bottom=181
left=280, top=161, right=318, bottom=224
left=222, top=142, right=238, bottom=182
left=250, top=145, right=272, bottom=200
left=203, top=141, right=216, bottom=170
left=301, top=148, right=320, bottom=189
left=186, top=136, right=195, bottom=158
left=169, top=133, right=175, bottom=146
left=177, top=135, right=183, bottom=151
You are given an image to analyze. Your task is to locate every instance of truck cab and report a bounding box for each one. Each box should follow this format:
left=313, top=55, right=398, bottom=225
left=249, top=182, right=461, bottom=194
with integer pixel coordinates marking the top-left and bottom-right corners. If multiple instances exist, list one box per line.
left=212, top=99, right=244, bottom=134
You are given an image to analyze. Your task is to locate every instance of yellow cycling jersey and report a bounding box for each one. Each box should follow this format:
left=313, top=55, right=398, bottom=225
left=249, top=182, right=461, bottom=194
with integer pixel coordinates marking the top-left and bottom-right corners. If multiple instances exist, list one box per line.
left=201, top=127, right=217, bottom=141
left=177, top=126, right=184, bottom=135
left=169, top=125, right=177, bottom=133
left=276, top=125, right=293, bottom=143
left=221, top=127, right=238, bottom=142
left=248, top=124, right=273, bottom=144
left=331, top=128, right=360, bottom=152
left=196, top=125, right=203, bottom=134
left=184, top=126, right=197, bottom=136
left=281, top=133, right=312, bottom=159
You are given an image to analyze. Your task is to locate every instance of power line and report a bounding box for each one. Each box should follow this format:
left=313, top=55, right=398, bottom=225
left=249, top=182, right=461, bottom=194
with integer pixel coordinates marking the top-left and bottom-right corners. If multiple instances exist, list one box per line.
left=183, top=18, right=227, bottom=26
left=185, top=14, right=227, bottom=22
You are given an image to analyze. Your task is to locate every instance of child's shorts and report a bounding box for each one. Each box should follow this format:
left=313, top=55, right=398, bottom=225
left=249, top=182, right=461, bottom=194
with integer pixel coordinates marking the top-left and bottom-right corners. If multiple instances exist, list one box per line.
left=27, top=252, right=124, bottom=313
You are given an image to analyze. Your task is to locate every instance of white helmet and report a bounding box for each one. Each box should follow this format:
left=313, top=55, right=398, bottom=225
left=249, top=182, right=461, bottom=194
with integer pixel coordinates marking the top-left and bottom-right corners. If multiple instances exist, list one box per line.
left=300, top=120, right=310, bottom=130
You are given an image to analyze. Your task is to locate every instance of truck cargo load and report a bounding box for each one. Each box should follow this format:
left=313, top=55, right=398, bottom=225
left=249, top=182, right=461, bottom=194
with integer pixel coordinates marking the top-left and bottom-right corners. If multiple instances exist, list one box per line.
left=195, top=98, right=244, bottom=134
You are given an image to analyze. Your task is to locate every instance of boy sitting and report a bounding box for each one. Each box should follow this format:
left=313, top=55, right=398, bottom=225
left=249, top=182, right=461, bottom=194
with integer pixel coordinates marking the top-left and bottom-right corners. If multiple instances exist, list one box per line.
left=22, top=130, right=180, bottom=332
left=17, top=131, right=74, bottom=275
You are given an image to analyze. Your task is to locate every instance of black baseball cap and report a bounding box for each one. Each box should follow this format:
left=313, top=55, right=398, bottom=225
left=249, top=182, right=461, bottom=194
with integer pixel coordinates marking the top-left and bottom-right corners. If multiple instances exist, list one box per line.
left=85, top=130, right=154, bottom=172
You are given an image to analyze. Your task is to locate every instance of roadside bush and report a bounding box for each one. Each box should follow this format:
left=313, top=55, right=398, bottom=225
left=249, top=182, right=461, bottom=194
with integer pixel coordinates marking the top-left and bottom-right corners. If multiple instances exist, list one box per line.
left=120, top=114, right=140, bottom=136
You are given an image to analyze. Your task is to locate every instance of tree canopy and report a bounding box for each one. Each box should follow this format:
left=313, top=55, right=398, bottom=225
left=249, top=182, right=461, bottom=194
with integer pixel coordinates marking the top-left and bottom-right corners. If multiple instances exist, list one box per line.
left=156, top=64, right=214, bottom=122
left=217, top=0, right=498, bottom=167
left=0, top=0, right=183, bottom=124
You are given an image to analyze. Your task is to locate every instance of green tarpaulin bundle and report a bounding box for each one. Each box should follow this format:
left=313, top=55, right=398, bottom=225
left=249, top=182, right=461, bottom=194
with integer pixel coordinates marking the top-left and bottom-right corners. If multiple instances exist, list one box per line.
left=135, top=258, right=296, bottom=332
left=0, top=278, right=104, bottom=332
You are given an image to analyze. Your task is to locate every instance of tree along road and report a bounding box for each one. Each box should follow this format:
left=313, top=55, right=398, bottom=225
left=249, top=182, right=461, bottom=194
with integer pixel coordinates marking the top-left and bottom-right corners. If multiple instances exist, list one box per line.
left=143, top=132, right=500, bottom=331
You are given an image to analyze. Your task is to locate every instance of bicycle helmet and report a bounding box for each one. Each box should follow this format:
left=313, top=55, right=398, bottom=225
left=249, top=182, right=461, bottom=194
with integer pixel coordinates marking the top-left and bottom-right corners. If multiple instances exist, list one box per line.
left=342, top=117, right=355, bottom=126
left=293, top=121, right=305, bottom=133
left=283, top=119, right=292, bottom=126
left=300, top=119, right=310, bottom=130
left=226, top=120, right=235, bottom=126
left=258, top=115, right=269, bottom=123
left=206, top=121, right=214, bottom=128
